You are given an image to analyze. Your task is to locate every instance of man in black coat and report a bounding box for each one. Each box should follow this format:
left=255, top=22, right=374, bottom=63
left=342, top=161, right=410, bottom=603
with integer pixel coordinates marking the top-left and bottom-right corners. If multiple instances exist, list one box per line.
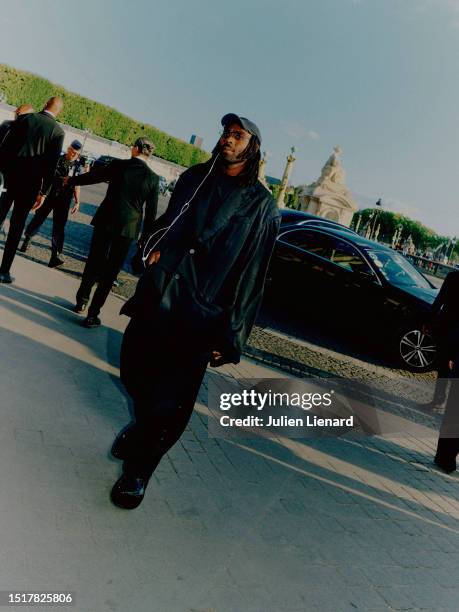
left=110, top=114, right=281, bottom=509
left=65, top=137, right=159, bottom=327
left=0, top=97, right=64, bottom=283
left=0, top=103, right=34, bottom=145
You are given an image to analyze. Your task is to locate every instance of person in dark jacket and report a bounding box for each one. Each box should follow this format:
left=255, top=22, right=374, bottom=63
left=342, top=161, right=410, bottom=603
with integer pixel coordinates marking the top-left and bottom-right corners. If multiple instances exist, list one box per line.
left=65, top=137, right=159, bottom=327
left=0, top=104, right=34, bottom=145
left=0, top=97, right=64, bottom=283
left=0, top=104, right=34, bottom=237
left=430, top=271, right=459, bottom=472
left=20, top=140, right=83, bottom=268
left=429, top=271, right=459, bottom=410
left=109, top=113, right=281, bottom=509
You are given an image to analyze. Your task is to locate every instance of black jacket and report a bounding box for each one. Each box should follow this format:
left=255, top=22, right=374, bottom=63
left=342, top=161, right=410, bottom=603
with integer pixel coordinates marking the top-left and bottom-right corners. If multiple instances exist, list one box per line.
left=70, top=157, right=159, bottom=240
left=431, top=271, right=459, bottom=360
left=0, top=111, right=64, bottom=193
left=0, top=120, right=13, bottom=145
left=122, top=162, right=281, bottom=364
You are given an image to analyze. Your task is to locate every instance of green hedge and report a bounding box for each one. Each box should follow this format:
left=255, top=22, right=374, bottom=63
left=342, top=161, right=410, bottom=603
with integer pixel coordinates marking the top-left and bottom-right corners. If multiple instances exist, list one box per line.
left=0, top=64, right=210, bottom=168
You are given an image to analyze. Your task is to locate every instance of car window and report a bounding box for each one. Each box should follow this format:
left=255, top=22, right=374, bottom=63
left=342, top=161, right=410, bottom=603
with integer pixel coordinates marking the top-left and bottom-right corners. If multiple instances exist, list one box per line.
left=328, top=239, right=374, bottom=275
left=280, top=229, right=332, bottom=258
left=367, top=250, right=431, bottom=289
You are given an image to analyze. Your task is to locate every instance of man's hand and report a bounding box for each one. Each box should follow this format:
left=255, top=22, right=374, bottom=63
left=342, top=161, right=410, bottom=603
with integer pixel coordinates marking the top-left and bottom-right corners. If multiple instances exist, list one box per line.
left=146, top=250, right=161, bottom=266
left=449, top=360, right=455, bottom=371
left=70, top=202, right=79, bottom=215
left=32, top=194, right=46, bottom=211
left=62, top=176, right=71, bottom=188
left=210, top=351, right=224, bottom=367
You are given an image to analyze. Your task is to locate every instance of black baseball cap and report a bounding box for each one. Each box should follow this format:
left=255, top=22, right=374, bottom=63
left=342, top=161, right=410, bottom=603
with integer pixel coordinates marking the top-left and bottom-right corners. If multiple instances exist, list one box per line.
left=70, top=139, right=83, bottom=151
left=221, top=113, right=261, bottom=143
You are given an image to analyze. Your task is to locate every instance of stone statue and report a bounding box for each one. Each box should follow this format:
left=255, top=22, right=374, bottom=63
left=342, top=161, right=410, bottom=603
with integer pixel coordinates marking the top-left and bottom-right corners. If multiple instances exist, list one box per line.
left=297, top=145, right=357, bottom=227
left=318, top=146, right=345, bottom=185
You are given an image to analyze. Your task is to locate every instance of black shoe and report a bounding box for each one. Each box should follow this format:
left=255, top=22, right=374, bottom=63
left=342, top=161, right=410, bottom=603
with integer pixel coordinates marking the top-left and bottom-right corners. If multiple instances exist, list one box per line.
left=0, top=272, right=14, bottom=284
left=74, top=302, right=87, bottom=314
left=20, top=237, right=30, bottom=253
left=434, top=456, right=456, bottom=474
left=110, top=474, right=148, bottom=509
left=82, top=316, right=101, bottom=328
left=48, top=255, right=65, bottom=268
left=111, top=427, right=137, bottom=460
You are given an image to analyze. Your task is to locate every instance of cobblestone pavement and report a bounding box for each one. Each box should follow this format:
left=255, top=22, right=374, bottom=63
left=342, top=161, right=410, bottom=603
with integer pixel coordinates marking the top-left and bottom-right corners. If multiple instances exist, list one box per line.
left=0, top=254, right=458, bottom=612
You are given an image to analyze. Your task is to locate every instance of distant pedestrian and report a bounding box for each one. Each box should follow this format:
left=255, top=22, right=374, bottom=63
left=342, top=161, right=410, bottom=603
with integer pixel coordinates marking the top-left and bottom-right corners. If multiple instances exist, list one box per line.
left=429, top=271, right=459, bottom=411
left=64, top=136, right=159, bottom=327
left=435, top=357, right=459, bottom=473
left=20, top=140, right=83, bottom=268
left=0, top=97, right=64, bottom=283
left=109, top=113, right=280, bottom=509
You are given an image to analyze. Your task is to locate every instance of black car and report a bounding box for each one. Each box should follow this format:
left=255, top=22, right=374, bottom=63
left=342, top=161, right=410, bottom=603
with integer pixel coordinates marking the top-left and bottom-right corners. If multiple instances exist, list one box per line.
left=268, top=224, right=439, bottom=371
left=92, top=154, right=118, bottom=172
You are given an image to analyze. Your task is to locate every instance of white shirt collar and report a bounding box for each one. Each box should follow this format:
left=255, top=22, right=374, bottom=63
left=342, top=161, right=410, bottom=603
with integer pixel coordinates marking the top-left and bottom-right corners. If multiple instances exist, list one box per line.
left=43, top=109, right=55, bottom=118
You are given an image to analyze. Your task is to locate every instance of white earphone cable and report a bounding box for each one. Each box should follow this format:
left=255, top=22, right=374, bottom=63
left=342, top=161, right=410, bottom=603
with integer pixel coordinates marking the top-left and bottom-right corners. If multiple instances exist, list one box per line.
left=141, top=154, right=220, bottom=266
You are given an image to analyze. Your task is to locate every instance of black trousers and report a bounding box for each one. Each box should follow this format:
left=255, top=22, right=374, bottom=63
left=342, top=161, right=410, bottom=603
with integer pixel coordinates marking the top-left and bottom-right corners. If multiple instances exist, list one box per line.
left=76, top=226, right=132, bottom=317
left=25, top=192, right=72, bottom=256
left=119, top=317, right=210, bottom=480
left=0, top=174, right=40, bottom=273
left=435, top=380, right=459, bottom=471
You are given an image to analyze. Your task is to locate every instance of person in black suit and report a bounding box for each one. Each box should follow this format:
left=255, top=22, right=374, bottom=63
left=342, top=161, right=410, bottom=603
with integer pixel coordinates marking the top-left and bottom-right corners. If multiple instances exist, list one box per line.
left=0, top=104, right=34, bottom=145
left=0, top=104, right=34, bottom=236
left=427, top=271, right=459, bottom=472
left=0, top=97, right=64, bottom=283
left=429, top=271, right=459, bottom=410
left=65, top=137, right=159, bottom=327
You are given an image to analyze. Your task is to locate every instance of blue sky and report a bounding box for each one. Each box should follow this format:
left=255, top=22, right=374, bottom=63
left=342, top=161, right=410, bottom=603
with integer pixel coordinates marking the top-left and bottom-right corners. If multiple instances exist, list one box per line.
left=0, top=0, right=458, bottom=235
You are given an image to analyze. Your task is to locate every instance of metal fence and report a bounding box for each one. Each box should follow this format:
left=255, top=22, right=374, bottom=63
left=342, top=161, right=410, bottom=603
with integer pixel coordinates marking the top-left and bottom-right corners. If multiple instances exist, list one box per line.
left=405, top=253, right=457, bottom=279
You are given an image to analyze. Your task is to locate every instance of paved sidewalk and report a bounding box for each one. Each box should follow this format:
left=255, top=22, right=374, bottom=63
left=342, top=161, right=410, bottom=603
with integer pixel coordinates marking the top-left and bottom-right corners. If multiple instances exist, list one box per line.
left=0, top=255, right=458, bottom=612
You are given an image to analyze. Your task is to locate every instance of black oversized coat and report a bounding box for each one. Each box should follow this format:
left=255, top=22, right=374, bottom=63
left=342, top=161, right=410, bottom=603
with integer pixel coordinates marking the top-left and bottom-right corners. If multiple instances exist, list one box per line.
left=121, top=162, right=281, bottom=365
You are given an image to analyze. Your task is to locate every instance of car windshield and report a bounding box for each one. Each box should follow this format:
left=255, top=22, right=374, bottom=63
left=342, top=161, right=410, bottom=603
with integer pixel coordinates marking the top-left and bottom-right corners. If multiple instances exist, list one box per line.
left=367, top=250, right=431, bottom=289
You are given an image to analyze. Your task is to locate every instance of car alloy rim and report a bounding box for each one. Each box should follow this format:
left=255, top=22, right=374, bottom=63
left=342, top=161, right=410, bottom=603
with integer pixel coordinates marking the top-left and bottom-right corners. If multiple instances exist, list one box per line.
left=400, top=329, right=436, bottom=368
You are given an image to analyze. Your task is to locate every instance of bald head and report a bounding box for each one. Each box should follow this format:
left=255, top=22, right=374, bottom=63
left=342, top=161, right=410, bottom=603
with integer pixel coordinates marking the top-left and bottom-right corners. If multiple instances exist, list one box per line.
left=44, top=96, right=64, bottom=116
left=15, top=104, right=34, bottom=118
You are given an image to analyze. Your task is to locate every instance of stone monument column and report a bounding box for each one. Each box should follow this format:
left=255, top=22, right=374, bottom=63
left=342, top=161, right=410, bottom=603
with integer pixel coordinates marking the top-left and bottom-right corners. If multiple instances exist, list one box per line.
left=258, top=151, right=268, bottom=187
left=277, top=147, right=296, bottom=208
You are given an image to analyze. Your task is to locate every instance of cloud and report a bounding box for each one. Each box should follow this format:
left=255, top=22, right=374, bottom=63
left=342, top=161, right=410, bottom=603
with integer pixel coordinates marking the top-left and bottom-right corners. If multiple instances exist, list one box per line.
left=280, top=120, right=319, bottom=142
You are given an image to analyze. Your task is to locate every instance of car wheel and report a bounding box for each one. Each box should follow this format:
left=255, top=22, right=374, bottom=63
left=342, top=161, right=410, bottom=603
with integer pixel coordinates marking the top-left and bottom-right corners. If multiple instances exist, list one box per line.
left=397, top=326, right=436, bottom=372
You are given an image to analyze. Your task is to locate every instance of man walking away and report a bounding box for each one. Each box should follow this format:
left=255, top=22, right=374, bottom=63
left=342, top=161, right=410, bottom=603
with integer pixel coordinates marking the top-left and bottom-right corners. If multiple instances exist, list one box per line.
left=0, top=104, right=34, bottom=145
left=0, top=96, right=64, bottom=283
left=65, top=137, right=159, bottom=327
left=21, top=140, right=83, bottom=268
left=0, top=104, right=34, bottom=236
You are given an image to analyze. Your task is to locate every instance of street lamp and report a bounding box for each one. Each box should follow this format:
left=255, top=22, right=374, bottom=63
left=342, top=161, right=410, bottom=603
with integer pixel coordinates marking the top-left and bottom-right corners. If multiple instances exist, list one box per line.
left=369, top=198, right=382, bottom=240
left=447, top=237, right=457, bottom=265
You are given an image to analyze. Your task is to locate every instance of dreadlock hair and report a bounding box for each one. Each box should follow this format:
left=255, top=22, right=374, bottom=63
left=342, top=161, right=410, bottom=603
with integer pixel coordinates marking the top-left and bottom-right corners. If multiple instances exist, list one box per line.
left=209, top=135, right=261, bottom=187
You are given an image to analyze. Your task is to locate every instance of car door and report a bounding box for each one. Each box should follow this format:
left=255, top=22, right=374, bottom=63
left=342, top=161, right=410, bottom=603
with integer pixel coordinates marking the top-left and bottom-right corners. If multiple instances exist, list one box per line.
left=316, top=236, right=385, bottom=324
left=270, top=228, right=335, bottom=308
